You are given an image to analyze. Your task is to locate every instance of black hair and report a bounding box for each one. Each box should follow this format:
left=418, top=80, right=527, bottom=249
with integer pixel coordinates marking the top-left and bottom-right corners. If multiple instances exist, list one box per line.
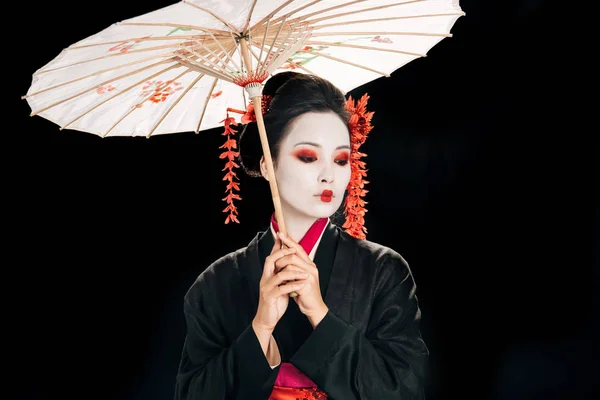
left=238, top=71, right=350, bottom=178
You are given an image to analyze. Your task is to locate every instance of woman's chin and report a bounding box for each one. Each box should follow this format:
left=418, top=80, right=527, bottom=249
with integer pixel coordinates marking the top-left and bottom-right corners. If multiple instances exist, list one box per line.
left=282, top=198, right=343, bottom=221
left=308, top=202, right=343, bottom=219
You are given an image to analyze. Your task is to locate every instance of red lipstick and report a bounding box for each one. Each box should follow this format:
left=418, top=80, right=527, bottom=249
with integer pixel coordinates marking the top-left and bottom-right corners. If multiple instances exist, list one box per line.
left=320, top=189, right=333, bottom=202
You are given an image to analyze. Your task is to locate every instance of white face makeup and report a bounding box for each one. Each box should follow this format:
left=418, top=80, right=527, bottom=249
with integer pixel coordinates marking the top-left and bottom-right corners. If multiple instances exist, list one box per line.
left=262, top=111, right=351, bottom=225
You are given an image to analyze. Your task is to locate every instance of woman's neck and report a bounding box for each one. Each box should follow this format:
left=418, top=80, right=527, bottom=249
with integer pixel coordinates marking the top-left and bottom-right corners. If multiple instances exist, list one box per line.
left=276, top=208, right=320, bottom=242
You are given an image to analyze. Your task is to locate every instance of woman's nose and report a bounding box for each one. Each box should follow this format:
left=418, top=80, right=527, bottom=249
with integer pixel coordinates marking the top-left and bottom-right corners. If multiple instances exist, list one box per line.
left=318, top=163, right=334, bottom=183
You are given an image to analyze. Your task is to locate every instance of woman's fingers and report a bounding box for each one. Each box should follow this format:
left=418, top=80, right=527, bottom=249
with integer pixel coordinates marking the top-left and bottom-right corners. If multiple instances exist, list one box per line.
left=270, top=236, right=283, bottom=255
left=277, top=233, right=311, bottom=263
left=263, top=270, right=307, bottom=299
left=263, top=247, right=296, bottom=278
left=262, top=269, right=308, bottom=295
left=270, top=280, right=306, bottom=297
left=274, top=253, right=313, bottom=274
left=268, top=269, right=308, bottom=289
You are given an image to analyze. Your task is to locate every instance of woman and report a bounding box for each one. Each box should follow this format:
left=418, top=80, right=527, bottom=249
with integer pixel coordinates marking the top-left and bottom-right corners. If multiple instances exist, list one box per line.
left=174, top=72, right=428, bottom=399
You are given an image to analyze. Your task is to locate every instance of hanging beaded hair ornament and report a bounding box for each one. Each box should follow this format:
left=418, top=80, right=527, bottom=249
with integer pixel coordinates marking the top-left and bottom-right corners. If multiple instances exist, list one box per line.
left=219, top=93, right=373, bottom=240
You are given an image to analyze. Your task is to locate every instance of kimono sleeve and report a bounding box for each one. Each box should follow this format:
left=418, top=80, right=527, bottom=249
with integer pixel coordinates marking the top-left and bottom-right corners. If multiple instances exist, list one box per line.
left=291, top=252, right=429, bottom=399
left=174, top=267, right=279, bottom=400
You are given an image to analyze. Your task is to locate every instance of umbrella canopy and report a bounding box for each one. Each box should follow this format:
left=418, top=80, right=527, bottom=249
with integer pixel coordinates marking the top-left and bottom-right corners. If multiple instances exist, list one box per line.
left=23, top=0, right=464, bottom=299
left=23, top=0, right=464, bottom=138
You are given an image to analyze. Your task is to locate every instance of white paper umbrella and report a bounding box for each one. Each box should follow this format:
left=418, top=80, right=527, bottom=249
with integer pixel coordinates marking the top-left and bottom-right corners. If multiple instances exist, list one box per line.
left=23, top=0, right=464, bottom=236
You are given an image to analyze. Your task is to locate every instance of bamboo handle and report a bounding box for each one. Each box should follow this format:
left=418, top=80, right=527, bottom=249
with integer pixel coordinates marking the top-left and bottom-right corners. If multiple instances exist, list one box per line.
left=239, top=38, right=298, bottom=298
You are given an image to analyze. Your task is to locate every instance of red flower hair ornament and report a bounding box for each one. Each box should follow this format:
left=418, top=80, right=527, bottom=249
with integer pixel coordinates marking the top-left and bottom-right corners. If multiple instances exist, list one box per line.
left=342, top=93, right=373, bottom=240
left=219, top=93, right=373, bottom=240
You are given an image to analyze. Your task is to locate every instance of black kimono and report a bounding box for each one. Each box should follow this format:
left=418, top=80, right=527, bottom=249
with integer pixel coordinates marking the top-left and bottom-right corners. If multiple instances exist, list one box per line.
left=174, top=222, right=428, bottom=399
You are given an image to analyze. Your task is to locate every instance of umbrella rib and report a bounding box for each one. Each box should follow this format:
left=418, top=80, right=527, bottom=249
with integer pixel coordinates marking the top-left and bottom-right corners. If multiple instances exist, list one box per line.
left=30, top=59, right=179, bottom=117
left=296, top=50, right=390, bottom=77
left=36, top=42, right=189, bottom=75
left=221, top=31, right=247, bottom=74
left=250, top=37, right=309, bottom=75
left=310, top=13, right=467, bottom=30
left=298, top=0, right=429, bottom=26
left=305, top=40, right=427, bottom=57
left=258, top=16, right=288, bottom=76
left=217, top=43, right=239, bottom=73
left=249, top=0, right=295, bottom=33
left=187, top=47, right=230, bottom=76
left=100, top=66, right=189, bottom=137
left=201, top=30, right=242, bottom=73
left=242, top=0, right=259, bottom=33
left=183, top=43, right=236, bottom=77
left=249, top=43, right=283, bottom=78
left=118, top=21, right=231, bottom=36
left=249, top=42, right=282, bottom=72
left=195, top=45, right=238, bottom=133
left=42, top=35, right=232, bottom=82
left=195, top=76, right=219, bottom=134
left=255, top=18, right=270, bottom=74
left=182, top=0, right=239, bottom=32
left=66, top=35, right=215, bottom=50
left=248, top=45, right=268, bottom=74
left=249, top=45, right=319, bottom=78
left=284, top=0, right=366, bottom=25
left=180, top=42, right=235, bottom=74
left=60, top=63, right=180, bottom=131
left=234, top=32, right=248, bottom=73
left=177, top=52, right=234, bottom=82
left=202, top=43, right=238, bottom=78
left=264, top=19, right=304, bottom=73
left=289, top=59, right=317, bottom=76
left=265, top=36, right=312, bottom=75
left=261, top=0, right=323, bottom=27
left=23, top=52, right=177, bottom=99
left=146, top=68, right=201, bottom=138
left=310, top=31, right=452, bottom=38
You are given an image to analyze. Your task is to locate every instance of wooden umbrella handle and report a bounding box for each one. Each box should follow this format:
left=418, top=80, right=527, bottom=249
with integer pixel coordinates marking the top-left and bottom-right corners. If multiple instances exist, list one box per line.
left=251, top=95, right=299, bottom=298
left=239, top=38, right=298, bottom=297
left=251, top=95, right=288, bottom=237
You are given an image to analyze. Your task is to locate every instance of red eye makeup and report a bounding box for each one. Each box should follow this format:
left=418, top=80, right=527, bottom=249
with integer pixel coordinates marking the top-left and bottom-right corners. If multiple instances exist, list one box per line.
left=291, top=148, right=350, bottom=165
left=334, top=151, right=350, bottom=165
left=292, top=148, right=318, bottom=162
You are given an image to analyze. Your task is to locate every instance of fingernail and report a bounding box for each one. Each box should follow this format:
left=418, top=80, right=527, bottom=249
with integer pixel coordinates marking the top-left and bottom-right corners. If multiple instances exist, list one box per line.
left=279, top=232, right=286, bottom=239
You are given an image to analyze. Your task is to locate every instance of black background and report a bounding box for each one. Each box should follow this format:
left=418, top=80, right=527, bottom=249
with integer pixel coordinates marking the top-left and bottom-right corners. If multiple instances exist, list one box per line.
left=11, top=1, right=595, bottom=399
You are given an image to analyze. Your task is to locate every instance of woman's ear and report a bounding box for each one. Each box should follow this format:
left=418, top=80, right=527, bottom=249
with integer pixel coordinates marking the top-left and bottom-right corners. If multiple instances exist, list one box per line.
left=259, top=156, right=269, bottom=181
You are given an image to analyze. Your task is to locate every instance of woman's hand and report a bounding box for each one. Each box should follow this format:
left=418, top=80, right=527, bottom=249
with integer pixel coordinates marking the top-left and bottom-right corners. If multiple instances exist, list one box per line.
left=253, top=237, right=309, bottom=332
left=274, top=232, right=329, bottom=328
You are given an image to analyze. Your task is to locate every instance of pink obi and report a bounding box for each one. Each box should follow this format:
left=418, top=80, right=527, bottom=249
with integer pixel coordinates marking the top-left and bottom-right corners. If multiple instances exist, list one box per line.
left=269, top=362, right=327, bottom=399
left=274, top=362, right=317, bottom=387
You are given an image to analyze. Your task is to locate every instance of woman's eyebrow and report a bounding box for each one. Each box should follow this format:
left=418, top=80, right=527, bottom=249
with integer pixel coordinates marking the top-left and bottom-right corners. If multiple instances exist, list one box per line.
left=294, top=142, right=350, bottom=150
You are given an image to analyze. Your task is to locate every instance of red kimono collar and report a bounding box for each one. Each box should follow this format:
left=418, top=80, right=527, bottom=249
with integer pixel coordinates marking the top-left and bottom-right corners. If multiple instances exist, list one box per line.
left=270, top=214, right=329, bottom=256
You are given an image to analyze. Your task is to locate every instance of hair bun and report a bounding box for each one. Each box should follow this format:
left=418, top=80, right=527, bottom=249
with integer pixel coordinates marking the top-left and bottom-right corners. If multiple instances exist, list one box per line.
left=262, top=71, right=303, bottom=98
left=238, top=121, right=263, bottom=178
left=238, top=71, right=348, bottom=180
left=238, top=72, right=303, bottom=178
